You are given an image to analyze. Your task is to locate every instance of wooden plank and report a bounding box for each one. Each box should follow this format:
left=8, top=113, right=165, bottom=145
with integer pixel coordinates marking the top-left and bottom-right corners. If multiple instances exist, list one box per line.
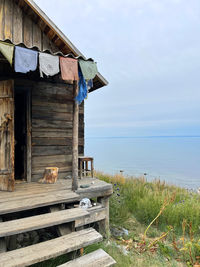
left=42, top=32, right=51, bottom=51
left=32, top=127, right=72, bottom=133
left=32, top=111, right=73, bottom=122
left=0, top=186, right=72, bottom=202
left=13, top=2, right=23, bottom=44
left=32, top=137, right=73, bottom=146
left=75, top=206, right=106, bottom=228
left=32, top=95, right=73, bottom=104
left=0, top=191, right=79, bottom=215
left=32, top=119, right=73, bottom=129
left=0, top=0, right=5, bottom=40
left=32, top=93, right=73, bottom=103
left=32, top=131, right=72, bottom=138
left=23, top=14, right=33, bottom=47
left=0, top=208, right=88, bottom=238
left=0, top=188, right=72, bottom=203
left=58, top=249, right=116, bottom=267
left=4, top=0, right=13, bottom=40
left=32, top=101, right=73, bottom=113
left=32, top=22, right=42, bottom=50
left=32, top=155, right=72, bottom=168
left=32, top=83, right=73, bottom=96
left=77, top=183, right=113, bottom=199
left=0, top=228, right=102, bottom=267
left=32, top=146, right=72, bottom=156
left=32, top=161, right=72, bottom=169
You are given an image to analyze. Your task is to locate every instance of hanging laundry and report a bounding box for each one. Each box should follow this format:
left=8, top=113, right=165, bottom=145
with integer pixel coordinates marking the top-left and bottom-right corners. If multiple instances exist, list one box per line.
left=39, top=53, right=60, bottom=78
left=60, top=57, right=79, bottom=81
left=14, top=46, right=38, bottom=74
left=78, top=59, right=98, bottom=81
left=0, top=41, right=14, bottom=66
left=75, top=69, right=87, bottom=105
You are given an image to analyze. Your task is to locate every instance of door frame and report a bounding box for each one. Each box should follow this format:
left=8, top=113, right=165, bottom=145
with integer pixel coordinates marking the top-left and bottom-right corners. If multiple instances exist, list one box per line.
left=26, top=88, right=32, bottom=183
left=0, top=80, right=15, bottom=192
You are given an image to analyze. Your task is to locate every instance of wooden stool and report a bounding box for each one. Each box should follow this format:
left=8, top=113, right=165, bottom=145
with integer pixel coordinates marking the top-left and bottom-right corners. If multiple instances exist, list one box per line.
left=78, top=156, right=94, bottom=179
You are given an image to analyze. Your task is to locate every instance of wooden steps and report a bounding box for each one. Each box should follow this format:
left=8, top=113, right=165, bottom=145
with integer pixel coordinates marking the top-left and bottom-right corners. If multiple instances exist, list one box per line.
left=0, top=208, right=88, bottom=238
left=58, top=249, right=116, bottom=267
left=0, top=178, right=114, bottom=266
left=0, top=228, right=102, bottom=267
left=0, top=191, right=80, bottom=215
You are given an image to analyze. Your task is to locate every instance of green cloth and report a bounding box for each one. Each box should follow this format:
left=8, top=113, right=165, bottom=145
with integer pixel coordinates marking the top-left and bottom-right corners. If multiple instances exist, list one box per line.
left=0, top=41, right=15, bottom=66
left=0, top=41, right=14, bottom=66
left=79, top=59, right=98, bottom=81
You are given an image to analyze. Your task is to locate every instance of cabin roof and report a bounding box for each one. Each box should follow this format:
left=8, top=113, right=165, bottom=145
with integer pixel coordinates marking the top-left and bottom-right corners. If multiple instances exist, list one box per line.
left=9, top=0, right=108, bottom=91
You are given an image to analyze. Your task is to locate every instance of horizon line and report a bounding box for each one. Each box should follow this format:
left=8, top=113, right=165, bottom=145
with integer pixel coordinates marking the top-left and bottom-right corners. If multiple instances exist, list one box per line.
left=85, top=135, right=200, bottom=139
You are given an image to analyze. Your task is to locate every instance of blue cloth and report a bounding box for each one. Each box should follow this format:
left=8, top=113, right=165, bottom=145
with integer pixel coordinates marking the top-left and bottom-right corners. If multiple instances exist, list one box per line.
left=14, top=46, right=38, bottom=73
left=75, top=70, right=87, bottom=105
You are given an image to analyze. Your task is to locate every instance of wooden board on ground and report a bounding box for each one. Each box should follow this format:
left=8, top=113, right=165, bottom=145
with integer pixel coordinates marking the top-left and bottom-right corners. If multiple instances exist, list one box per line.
left=0, top=228, right=102, bottom=267
left=58, top=249, right=116, bottom=267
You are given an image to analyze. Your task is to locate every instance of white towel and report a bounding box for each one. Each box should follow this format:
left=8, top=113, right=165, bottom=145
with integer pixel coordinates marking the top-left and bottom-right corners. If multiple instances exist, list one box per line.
left=15, top=46, right=38, bottom=73
left=39, top=53, right=60, bottom=78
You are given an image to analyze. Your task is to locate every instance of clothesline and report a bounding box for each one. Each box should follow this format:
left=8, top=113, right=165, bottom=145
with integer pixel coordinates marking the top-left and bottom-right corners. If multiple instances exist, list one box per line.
left=0, top=41, right=98, bottom=104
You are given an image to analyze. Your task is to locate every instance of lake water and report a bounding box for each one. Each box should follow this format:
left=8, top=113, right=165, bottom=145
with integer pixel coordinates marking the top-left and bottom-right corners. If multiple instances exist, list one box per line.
left=85, top=136, right=200, bottom=190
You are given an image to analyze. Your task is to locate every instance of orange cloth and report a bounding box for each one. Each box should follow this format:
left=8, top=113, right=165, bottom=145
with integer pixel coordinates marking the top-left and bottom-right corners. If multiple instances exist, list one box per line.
left=60, top=57, right=79, bottom=81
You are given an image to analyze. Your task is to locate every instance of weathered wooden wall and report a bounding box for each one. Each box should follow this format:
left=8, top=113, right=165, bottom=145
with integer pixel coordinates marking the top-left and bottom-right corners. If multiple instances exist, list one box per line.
left=31, top=80, right=84, bottom=182
left=0, top=0, right=59, bottom=52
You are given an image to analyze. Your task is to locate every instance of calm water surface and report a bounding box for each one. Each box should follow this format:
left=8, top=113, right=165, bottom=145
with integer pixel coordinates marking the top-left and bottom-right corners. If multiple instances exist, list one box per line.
left=85, top=137, right=200, bottom=189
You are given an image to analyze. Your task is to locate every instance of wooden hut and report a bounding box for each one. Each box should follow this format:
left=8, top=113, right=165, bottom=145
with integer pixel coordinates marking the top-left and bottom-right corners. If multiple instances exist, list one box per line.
left=0, top=1, right=115, bottom=266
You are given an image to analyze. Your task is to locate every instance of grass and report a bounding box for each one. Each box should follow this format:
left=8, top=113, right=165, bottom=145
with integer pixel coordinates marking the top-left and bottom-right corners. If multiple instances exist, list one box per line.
left=96, top=172, right=200, bottom=234
left=33, top=172, right=200, bottom=267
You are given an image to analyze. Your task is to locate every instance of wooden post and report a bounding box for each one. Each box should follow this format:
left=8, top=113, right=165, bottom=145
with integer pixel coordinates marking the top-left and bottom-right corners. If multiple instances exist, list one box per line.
left=26, top=89, right=32, bottom=183
left=97, top=196, right=110, bottom=238
left=0, top=218, right=6, bottom=253
left=72, top=81, right=79, bottom=191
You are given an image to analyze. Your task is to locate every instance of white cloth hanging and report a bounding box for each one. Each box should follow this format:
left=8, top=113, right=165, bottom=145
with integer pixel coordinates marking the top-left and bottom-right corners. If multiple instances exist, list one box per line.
left=39, top=53, right=60, bottom=78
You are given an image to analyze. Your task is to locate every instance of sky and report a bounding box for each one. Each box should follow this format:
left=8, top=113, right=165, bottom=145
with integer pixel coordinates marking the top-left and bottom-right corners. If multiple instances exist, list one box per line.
left=35, top=0, right=200, bottom=137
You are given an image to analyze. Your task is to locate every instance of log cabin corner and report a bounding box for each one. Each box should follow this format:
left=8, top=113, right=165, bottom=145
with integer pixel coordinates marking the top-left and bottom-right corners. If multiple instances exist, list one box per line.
left=0, top=1, right=115, bottom=266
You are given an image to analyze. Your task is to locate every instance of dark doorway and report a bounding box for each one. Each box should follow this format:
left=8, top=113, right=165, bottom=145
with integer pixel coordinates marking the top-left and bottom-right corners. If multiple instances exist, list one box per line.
left=14, top=88, right=27, bottom=180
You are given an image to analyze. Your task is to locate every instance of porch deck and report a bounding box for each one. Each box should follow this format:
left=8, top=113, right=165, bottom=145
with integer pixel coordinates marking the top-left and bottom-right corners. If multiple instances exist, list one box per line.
left=0, top=178, right=113, bottom=215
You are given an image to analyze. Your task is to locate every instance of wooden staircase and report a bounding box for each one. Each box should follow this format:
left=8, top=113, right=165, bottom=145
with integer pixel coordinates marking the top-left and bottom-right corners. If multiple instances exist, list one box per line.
left=0, top=207, right=116, bottom=267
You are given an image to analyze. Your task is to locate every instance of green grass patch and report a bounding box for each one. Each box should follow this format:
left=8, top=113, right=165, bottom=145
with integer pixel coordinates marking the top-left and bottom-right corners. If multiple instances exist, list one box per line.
left=96, top=172, right=200, bottom=234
